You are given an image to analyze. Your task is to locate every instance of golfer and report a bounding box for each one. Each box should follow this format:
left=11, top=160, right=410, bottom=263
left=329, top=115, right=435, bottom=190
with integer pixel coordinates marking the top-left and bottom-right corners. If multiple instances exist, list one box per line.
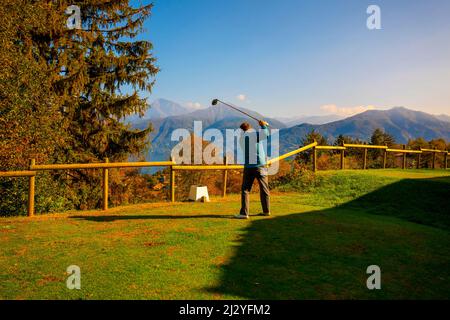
left=235, top=120, right=271, bottom=219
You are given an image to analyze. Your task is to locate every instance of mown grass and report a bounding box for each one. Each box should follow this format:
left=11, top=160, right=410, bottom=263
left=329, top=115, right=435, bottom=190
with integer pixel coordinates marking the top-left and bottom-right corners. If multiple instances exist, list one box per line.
left=0, top=169, right=449, bottom=299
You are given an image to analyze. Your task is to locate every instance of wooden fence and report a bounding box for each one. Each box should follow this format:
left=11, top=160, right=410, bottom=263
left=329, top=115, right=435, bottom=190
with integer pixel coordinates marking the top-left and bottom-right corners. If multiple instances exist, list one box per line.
left=0, top=141, right=448, bottom=216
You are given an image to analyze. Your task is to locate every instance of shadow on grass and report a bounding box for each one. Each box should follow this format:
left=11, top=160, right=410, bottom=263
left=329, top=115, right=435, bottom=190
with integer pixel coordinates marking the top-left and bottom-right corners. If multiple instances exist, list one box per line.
left=69, top=176, right=450, bottom=298
left=70, top=214, right=234, bottom=222
left=340, top=176, right=450, bottom=230
left=207, top=176, right=450, bottom=299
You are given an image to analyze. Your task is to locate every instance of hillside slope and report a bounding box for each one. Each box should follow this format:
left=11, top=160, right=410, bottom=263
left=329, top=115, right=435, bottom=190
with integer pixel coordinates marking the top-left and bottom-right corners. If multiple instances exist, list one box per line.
left=1, top=169, right=449, bottom=299
left=279, top=107, right=450, bottom=152
left=126, top=98, right=196, bottom=125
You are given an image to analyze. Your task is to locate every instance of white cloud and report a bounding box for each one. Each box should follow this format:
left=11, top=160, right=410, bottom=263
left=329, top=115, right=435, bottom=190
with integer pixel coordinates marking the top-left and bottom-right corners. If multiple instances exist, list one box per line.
left=237, top=94, right=246, bottom=101
left=320, top=104, right=377, bottom=116
left=186, top=102, right=202, bottom=109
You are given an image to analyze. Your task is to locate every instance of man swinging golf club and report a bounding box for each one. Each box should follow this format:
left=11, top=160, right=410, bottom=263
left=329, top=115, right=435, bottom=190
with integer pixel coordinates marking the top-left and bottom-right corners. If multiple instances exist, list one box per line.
left=211, top=99, right=270, bottom=219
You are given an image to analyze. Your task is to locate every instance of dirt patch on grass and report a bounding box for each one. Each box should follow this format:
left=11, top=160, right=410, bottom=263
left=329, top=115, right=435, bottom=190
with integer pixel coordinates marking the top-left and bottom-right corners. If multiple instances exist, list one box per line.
left=142, top=229, right=162, bottom=235
left=144, top=241, right=166, bottom=247
left=14, top=246, right=28, bottom=256
left=37, top=275, right=62, bottom=285
left=0, top=229, right=15, bottom=234
left=212, top=255, right=229, bottom=266
left=42, top=240, right=73, bottom=248
left=166, top=245, right=179, bottom=256
left=0, top=224, right=16, bottom=233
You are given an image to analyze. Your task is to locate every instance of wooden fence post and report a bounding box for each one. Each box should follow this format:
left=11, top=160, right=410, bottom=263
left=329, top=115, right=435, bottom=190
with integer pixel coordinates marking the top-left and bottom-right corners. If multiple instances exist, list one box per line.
left=445, top=152, right=448, bottom=170
left=432, top=148, right=436, bottom=169
left=417, top=152, right=421, bottom=169
left=312, top=145, right=317, bottom=172
left=363, top=148, right=367, bottom=169
left=170, top=156, right=175, bottom=202
left=28, top=159, right=35, bottom=217
left=102, top=158, right=109, bottom=211
left=402, top=145, right=407, bottom=169
left=340, top=148, right=345, bottom=170
left=222, top=155, right=228, bottom=198
left=383, top=148, right=387, bottom=169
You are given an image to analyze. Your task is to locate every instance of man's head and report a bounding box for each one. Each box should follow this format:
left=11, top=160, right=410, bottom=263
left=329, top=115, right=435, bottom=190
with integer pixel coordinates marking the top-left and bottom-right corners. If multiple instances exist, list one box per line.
left=240, top=122, right=252, bottom=132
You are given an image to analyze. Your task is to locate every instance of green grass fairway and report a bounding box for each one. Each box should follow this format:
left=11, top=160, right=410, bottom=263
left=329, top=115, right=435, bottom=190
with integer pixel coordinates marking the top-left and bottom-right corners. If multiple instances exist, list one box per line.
left=1, top=169, right=449, bottom=299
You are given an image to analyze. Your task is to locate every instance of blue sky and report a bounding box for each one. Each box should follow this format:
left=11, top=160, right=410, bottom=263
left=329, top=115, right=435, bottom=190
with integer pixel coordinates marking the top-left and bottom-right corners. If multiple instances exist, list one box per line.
left=131, top=0, right=450, bottom=117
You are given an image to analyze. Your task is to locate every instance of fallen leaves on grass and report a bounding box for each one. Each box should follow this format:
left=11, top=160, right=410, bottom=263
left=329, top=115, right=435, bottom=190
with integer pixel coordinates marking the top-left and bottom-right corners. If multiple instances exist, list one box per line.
left=144, top=241, right=166, bottom=247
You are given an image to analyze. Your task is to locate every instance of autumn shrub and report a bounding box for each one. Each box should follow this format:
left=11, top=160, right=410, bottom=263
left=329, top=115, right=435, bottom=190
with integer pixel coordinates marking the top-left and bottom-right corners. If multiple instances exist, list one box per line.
left=271, top=163, right=324, bottom=192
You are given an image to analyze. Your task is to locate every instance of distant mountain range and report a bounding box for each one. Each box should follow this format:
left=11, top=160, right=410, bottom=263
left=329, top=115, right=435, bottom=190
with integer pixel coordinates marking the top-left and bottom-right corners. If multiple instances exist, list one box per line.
left=275, top=114, right=345, bottom=126
left=439, top=114, right=450, bottom=123
left=126, top=98, right=198, bottom=125
left=279, top=107, right=450, bottom=153
left=127, top=99, right=449, bottom=164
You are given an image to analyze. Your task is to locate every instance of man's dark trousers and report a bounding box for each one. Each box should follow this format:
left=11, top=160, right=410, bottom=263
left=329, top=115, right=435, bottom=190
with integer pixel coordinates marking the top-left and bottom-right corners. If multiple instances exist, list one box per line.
left=240, top=167, right=270, bottom=216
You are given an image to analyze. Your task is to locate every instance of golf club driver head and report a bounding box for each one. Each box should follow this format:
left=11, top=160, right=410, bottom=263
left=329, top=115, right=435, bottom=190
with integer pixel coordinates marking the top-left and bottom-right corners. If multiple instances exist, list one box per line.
left=211, top=99, right=219, bottom=106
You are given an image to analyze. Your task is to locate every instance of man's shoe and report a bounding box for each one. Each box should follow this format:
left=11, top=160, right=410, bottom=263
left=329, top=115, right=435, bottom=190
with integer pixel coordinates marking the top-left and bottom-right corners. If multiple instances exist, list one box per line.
left=234, top=214, right=249, bottom=219
left=257, top=212, right=271, bottom=216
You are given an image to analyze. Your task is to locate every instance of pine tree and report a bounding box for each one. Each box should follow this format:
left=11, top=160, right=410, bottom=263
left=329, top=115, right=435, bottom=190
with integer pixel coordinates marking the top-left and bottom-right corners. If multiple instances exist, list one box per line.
left=0, top=1, right=71, bottom=215
left=0, top=0, right=63, bottom=170
left=1, top=1, right=159, bottom=211
left=296, top=130, right=328, bottom=164
left=368, top=128, right=396, bottom=167
left=42, top=0, right=160, bottom=162
left=370, top=128, right=395, bottom=147
left=42, top=1, right=159, bottom=209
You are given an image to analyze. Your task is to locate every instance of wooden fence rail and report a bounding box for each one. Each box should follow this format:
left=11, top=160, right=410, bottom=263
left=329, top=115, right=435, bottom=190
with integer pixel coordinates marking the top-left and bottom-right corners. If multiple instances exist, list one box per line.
left=1, top=141, right=448, bottom=216
left=386, top=148, right=422, bottom=153
left=267, top=141, right=318, bottom=165
left=0, top=171, right=36, bottom=177
left=30, top=161, right=174, bottom=170
left=341, top=143, right=449, bottom=170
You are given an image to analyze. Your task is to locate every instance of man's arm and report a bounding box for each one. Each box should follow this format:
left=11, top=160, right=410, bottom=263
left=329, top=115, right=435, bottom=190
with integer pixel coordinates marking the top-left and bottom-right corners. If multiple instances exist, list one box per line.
left=258, top=120, right=270, bottom=138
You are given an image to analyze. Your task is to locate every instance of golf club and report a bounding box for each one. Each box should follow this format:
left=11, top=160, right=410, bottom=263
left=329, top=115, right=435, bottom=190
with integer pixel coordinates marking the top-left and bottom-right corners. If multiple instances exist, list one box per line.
left=211, top=99, right=269, bottom=125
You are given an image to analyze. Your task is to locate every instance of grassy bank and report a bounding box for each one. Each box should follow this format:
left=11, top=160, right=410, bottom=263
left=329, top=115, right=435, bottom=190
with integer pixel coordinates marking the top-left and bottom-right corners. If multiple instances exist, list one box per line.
left=1, top=169, right=449, bottom=299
